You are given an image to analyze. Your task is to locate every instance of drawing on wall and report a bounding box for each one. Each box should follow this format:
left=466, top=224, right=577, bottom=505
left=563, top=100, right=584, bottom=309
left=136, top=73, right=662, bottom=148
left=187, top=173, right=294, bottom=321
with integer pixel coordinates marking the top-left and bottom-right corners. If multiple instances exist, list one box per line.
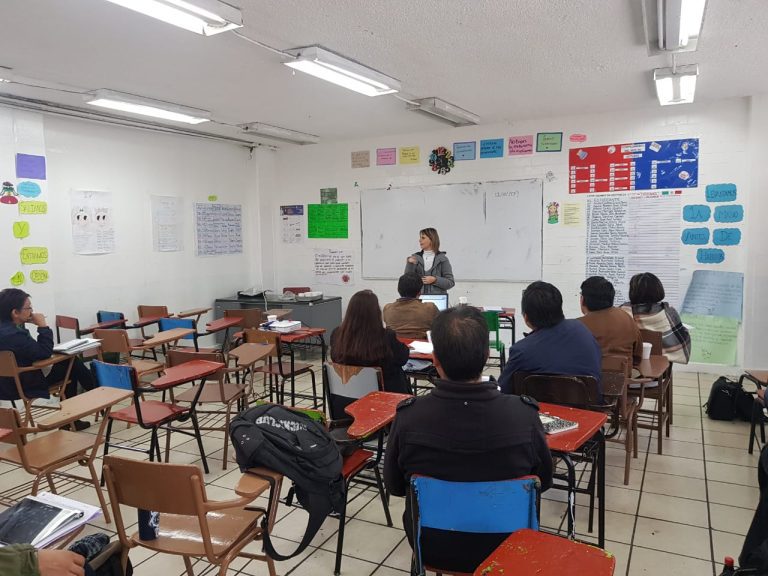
left=70, top=190, right=115, bottom=255
left=429, top=147, right=454, bottom=175
left=194, top=202, right=242, bottom=256
left=546, top=201, right=560, bottom=224
left=508, top=135, right=533, bottom=156
left=1, top=181, right=18, bottom=205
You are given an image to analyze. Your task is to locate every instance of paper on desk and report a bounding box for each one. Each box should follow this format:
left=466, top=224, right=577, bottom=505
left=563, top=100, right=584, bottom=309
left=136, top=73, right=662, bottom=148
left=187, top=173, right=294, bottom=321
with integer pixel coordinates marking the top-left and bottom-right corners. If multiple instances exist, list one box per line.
left=483, top=306, right=503, bottom=312
left=408, top=341, right=433, bottom=354
left=32, top=491, right=101, bottom=549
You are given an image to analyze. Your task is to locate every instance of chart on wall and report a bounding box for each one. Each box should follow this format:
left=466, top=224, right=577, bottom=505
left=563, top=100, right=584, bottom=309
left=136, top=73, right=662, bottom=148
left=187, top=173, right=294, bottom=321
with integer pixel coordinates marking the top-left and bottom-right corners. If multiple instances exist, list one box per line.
left=585, top=192, right=681, bottom=306
left=570, top=138, right=699, bottom=194
left=194, top=202, right=242, bottom=256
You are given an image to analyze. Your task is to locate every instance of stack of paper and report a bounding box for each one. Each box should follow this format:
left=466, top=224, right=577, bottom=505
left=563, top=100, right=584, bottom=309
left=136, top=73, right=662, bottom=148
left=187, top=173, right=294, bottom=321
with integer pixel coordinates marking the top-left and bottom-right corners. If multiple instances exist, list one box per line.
left=53, top=338, right=101, bottom=355
left=408, top=341, right=434, bottom=354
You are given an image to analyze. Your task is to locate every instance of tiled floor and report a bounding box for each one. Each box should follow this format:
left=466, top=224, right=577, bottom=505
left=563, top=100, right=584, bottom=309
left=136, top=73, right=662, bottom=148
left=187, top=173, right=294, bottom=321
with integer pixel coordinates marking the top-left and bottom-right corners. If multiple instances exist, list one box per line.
left=0, top=364, right=761, bottom=575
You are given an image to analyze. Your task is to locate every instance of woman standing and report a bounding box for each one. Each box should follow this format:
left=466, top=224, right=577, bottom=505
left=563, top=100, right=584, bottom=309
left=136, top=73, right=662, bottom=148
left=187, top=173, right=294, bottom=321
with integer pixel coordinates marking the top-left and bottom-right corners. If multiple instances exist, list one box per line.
left=621, top=272, right=691, bottom=364
left=404, top=227, right=455, bottom=296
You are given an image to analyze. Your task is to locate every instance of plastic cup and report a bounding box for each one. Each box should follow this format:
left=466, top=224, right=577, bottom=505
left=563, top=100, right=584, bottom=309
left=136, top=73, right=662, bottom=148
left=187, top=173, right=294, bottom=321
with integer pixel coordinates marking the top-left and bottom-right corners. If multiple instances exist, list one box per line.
left=426, top=330, right=432, bottom=344
left=267, top=315, right=277, bottom=322
left=458, top=296, right=468, bottom=305
left=642, top=342, right=653, bottom=359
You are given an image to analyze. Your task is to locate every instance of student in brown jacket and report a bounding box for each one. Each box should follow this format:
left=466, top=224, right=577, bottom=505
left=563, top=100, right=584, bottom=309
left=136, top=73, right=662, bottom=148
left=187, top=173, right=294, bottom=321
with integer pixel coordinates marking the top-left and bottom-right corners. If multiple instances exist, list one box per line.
left=578, top=276, right=642, bottom=374
left=382, top=273, right=439, bottom=340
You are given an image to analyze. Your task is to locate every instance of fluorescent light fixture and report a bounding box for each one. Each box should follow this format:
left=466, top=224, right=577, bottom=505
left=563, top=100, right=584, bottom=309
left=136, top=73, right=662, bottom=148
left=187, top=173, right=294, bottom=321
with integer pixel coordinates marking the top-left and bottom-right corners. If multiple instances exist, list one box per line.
left=85, top=90, right=211, bottom=124
left=102, top=0, right=242, bottom=35
left=642, top=0, right=707, bottom=54
left=240, top=122, right=319, bottom=145
left=406, top=97, right=480, bottom=127
left=284, top=46, right=400, bottom=97
left=654, top=65, right=699, bottom=105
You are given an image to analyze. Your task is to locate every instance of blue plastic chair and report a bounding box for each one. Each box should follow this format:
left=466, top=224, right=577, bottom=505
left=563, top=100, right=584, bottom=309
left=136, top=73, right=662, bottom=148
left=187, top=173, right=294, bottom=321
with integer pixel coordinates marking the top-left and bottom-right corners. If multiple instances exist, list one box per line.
left=157, top=317, right=202, bottom=351
left=410, top=475, right=540, bottom=575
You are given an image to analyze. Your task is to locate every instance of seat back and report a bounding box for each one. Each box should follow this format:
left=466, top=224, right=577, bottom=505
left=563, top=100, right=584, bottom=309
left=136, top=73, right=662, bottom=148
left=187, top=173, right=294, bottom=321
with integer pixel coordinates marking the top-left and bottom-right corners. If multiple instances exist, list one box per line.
left=55, top=315, right=81, bottom=343
left=158, top=317, right=196, bottom=341
left=243, top=328, right=280, bottom=357
left=410, top=475, right=540, bottom=574
left=512, top=372, right=601, bottom=408
left=224, top=308, right=264, bottom=329
left=0, top=351, right=20, bottom=379
left=602, top=355, right=629, bottom=376
left=97, top=310, right=125, bottom=324
left=137, top=305, right=169, bottom=318
left=92, top=361, right=139, bottom=392
left=640, top=329, right=663, bottom=355
left=93, top=329, right=131, bottom=355
left=282, top=286, right=310, bottom=295
left=324, top=362, right=383, bottom=421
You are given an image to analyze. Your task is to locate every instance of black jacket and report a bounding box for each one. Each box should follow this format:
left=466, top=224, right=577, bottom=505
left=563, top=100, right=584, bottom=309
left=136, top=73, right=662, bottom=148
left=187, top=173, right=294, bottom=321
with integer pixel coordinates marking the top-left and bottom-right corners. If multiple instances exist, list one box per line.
left=0, top=321, right=54, bottom=400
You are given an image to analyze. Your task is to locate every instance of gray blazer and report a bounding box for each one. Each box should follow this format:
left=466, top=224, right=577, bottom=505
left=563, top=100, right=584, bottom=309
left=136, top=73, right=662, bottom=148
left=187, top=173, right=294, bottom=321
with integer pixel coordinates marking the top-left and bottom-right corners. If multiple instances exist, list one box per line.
left=404, top=251, right=455, bottom=295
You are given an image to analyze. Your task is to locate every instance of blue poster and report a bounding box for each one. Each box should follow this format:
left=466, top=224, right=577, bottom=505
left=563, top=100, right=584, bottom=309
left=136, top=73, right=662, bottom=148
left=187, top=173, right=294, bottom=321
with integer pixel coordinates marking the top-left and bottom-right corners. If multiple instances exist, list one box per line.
left=714, top=205, right=744, bottom=223
left=697, top=248, right=725, bottom=264
left=633, top=138, right=698, bottom=190
left=682, top=270, right=743, bottom=321
left=682, top=204, right=711, bottom=222
left=453, top=141, right=476, bottom=161
left=479, top=139, right=504, bottom=159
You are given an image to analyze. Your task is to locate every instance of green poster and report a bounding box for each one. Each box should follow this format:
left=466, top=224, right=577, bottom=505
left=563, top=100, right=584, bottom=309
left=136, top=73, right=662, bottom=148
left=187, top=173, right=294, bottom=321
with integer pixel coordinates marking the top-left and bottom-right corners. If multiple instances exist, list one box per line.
left=308, top=203, right=348, bottom=238
left=536, top=132, right=563, bottom=152
left=681, top=313, right=739, bottom=365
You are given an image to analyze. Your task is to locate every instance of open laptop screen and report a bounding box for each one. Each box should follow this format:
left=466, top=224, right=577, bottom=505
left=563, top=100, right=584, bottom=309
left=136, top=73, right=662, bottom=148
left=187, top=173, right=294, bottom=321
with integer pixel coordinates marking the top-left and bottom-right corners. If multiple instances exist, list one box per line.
left=419, top=294, right=449, bottom=311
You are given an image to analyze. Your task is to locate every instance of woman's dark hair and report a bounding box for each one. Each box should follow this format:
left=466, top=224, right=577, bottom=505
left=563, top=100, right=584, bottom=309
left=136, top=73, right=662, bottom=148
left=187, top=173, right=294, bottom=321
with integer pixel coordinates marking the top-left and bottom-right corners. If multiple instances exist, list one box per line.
left=332, top=290, right=391, bottom=365
left=629, top=272, right=665, bottom=305
left=432, top=306, right=488, bottom=381
left=521, top=281, right=565, bottom=329
left=580, top=276, right=615, bottom=311
left=397, top=273, right=423, bottom=298
left=419, top=227, right=440, bottom=253
left=0, top=288, right=29, bottom=322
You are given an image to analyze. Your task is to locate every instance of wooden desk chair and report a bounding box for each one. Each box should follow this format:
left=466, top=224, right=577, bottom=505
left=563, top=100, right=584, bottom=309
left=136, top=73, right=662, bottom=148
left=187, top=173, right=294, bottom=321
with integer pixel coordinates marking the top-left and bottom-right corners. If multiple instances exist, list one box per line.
left=92, top=361, right=210, bottom=474
left=93, top=329, right=165, bottom=382
left=55, top=315, right=100, bottom=360
left=136, top=305, right=170, bottom=350
left=601, top=355, right=639, bottom=485
left=103, top=455, right=278, bottom=576
left=631, top=329, right=673, bottom=455
left=0, top=351, right=73, bottom=426
left=481, top=310, right=506, bottom=370
left=223, top=309, right=263, bottom=347
left=0, top=407, right=112, bottom=522
left=410, top=475, right=540, bottom=576
left=243, top=329, right=319, bottom=408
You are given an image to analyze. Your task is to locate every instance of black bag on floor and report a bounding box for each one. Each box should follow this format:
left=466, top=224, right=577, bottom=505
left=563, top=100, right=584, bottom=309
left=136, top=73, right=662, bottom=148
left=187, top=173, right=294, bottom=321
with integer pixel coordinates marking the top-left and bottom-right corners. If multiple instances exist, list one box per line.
left=705, top=376, right=752, bottom=421
left=229, top=404, right=345, bottom=560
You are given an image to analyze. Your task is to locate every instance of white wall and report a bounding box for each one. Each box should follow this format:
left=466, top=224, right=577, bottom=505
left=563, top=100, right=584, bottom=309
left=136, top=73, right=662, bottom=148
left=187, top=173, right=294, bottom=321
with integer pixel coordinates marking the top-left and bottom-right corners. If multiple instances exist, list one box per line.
left=0, top=107, right=262, bottom=325
left=265, top=98, right=755, bottom=369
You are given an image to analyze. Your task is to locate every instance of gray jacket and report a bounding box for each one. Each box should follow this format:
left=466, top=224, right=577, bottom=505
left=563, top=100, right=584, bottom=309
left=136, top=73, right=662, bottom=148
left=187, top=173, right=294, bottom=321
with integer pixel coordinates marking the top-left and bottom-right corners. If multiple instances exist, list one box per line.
left=404, top=251, right=455, bottom=295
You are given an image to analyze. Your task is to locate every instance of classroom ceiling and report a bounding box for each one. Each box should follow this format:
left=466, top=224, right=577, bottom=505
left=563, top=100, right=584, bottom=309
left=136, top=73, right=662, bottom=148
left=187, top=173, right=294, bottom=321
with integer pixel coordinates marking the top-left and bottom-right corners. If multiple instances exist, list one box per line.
left=0, top=0, right=767, bottom=146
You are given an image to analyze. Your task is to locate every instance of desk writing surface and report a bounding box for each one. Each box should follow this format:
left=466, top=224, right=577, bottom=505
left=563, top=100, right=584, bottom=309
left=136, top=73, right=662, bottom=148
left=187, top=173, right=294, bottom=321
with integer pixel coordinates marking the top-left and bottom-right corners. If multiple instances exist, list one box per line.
left=746, top=370, right=768, bottom=385
left=205, top=317, right=243, bottom=332
left=141, top=327, right=195, bottom=347
left=228, top=343, right=272, bottom=366
left=635, top=356, right=669, bottom=379
left=23, top=354, right=74, bottom=372
left=176, top=307, right=212, bottom=319
left=79, top=319, right=126, bottom=334
left=131, top=315, right=168, bottom=328
left=540, top=403, right=607, bottom=453
left=278, top=327, right=326, bottom=344
left=151, top=360, right=224, bottom=390
left=36, top=388, right=132, bottom=430
left=398, top=337, right=433, bottom=360
left=345, top=391, right=413, bottom=439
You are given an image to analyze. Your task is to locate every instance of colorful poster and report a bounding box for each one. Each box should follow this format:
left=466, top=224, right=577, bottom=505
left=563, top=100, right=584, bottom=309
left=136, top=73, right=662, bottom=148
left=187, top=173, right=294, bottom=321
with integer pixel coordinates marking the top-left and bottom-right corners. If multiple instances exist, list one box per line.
left=453, top=141, right=476, bottom=161
left=508, top=135, right=534, bottom=156
left=308, top=203, right=348, bottom=238
left=713, top=205, right=744, bottom=223
left=569, top=138, right=699, bottom=194
left=399, top=146, right=420, bottom=165
left=314, top=249, right=355, bottom=285
left=681, top=313, right=739, bottom=365
left=320, top=187, right=338, bottom=204
left=545, top=201, right=559, bottom=224
left=151, top=195, right=184, bottom=252
left=70, top=190, right=115, bottom=255
left=376, top=148, right=396, bottom=165
left=351, top=150, right=370, bottom=168
left=480, top=139, right=504, bottom=158
left=682, top=270, right=743, bottom=321
left=194, top=203, right=242, bottom=256
left=536, top=132, right=563, bottom=152
left=15, top=153, right=46, bottom=180
left=280, top=204, right=304, bottom=244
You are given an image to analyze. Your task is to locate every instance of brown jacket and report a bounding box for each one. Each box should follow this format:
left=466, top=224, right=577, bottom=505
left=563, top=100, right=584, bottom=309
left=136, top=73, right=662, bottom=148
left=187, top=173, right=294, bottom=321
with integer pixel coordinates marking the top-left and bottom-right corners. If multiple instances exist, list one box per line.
left=382, top=298, right=439, bottom=340
left=578, top=307, right=643, bottom=374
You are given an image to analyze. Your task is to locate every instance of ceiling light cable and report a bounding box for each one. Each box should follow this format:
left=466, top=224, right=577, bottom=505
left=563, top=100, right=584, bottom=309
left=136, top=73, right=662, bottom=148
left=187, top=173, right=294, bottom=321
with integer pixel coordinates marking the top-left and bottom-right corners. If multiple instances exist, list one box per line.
left=231, top=30, right=295, bottom=59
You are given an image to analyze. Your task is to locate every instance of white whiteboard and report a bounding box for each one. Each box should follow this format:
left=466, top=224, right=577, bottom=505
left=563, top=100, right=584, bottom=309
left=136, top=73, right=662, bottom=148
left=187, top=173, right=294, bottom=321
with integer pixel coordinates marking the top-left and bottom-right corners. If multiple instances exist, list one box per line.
left=361, top=179, right=543, bottom=281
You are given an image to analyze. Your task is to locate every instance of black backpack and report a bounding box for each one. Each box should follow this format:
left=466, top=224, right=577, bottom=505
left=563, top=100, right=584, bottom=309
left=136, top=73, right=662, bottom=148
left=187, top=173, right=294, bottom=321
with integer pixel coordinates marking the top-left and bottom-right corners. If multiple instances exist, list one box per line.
left=229, top=404, right=345, bottom=560
left=705, top=377, right=754, bottom=421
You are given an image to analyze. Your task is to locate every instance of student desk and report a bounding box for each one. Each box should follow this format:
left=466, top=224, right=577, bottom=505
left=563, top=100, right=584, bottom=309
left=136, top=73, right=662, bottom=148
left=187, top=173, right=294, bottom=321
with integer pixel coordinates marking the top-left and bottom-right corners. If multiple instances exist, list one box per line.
left=540, top=402, right=607, bottom=548
left=129, top=314, right=170, bottom=329
left=175, top=307, right=212, bottom=322
left=473, top=529, right=615, bottom=576
left=36, top=387, right=132, bottom=431
left=398, top=337, right=433, bottom=361
left=204, top=316, right=243, bottom=354
left=344, top=391, right=413, bottom=439
left=78, top=319, right=127, bottom=334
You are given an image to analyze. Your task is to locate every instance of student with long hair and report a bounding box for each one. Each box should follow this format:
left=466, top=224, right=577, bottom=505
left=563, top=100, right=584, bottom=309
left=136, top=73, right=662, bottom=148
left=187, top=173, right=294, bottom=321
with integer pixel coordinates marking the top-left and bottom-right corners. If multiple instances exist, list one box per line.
left=404, top=227, right=455, bottom=296
left=330, top=290, right=410, bottom=396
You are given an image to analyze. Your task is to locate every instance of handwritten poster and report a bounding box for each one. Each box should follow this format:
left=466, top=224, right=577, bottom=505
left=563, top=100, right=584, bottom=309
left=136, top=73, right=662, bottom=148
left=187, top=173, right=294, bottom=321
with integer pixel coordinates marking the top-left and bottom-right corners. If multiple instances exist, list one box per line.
left=682, top=313, right=739, bottom=365
left=18, top=201, right=47, bottom=215
left=151, top=195, right=183, bottom=252
left=536, top=132, right=563, bottom=152
left=377, top=148, right=396, bottom=166
left=480, top=139, right=504, bottom=158
left=682, top=270, right=743, bottom=321
left=586, top=193, right=681, bottom=306
left=314, top=249, right=355, bottom=285
left=194, top=203, right=242, bottom=256
left=20, top=246, right=48, bottom=265
left=351, top=150, right=370, bottom=168
left=308, top=203, right=348, bottom=238
left=509, top=135, right=534, bottom=156
left=399, top=146, right=420, bottom=165
left=70, top=190, right=115, bottom=255
left=453, top=141, right=476, bottom=161
left=280, top=205, right=304, bottom=244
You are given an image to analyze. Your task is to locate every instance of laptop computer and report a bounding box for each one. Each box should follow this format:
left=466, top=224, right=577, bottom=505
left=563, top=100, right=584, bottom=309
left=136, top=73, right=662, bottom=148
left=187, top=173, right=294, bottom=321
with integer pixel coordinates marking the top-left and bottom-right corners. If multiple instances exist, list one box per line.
left=419, top=294, right=449, bottom=311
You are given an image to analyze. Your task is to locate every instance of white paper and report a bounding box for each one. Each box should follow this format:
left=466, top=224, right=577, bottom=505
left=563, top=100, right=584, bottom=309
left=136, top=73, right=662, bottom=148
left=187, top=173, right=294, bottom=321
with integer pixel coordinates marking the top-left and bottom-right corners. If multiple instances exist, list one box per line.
left=151, top=195, right=183, bottom=252
left=314, top=249, right=355, bottom=286
left=585, top=193, right=681, bottom=307
left=194, top=203, right=242, bottom=256
left=30, top=491, right=102, bottom=549
left=70, top=190, right=115, bottom=254
left=408, top=341, right=434, bottom=354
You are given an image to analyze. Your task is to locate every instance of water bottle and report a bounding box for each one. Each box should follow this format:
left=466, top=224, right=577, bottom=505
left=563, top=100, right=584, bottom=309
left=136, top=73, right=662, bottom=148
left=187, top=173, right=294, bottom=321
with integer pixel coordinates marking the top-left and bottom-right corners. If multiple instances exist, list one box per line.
left=138, top=509, right=160, bottom=540
left=720, top=556, right=735, bottom=576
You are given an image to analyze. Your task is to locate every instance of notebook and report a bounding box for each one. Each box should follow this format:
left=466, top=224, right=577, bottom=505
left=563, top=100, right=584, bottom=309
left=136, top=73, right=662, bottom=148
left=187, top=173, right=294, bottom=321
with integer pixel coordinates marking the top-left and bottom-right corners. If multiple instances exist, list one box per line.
left=0, top=496, right=83, bottom=546
left=52, top=338, right=101, bottom=355
left=539, top=414, right=579, bottom=435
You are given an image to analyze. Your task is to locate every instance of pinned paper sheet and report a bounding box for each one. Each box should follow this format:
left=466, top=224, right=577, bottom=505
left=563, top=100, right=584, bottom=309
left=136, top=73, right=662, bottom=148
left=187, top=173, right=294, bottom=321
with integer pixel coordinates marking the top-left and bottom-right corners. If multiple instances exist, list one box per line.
left=399, top=146, right=420, bottom=165
left=15, top=153, right=46, bottom=180
left=10, top=271, right=24, bottom=286
left=536, top=132, right=563, bottom=152
left=562, top=203, right=583, bottom=226
left=351, top=150, right=370, bottom=168
left=508, top=135, right=533, bottom=156
left=308, top=203, right=348, bottom=238
left=20, top=246, right=48, bottom=265
left=320, top=188, right=338, bottom=204
left=682, top=270, right=743, bottom=321
left=314, top=249, right=354, bottom=285
left=30, top=269, right=48, bottom=283
left=19, top=201, right=47, bottom=215
left=479, top=139, right=504, bottom=158
left=453, top=141, right=476, bottom=161
left=12, top=221, right=30, bottom=239
left=17, top=181, right=41, bottom=198
left=377, top=148, right=396, bottom=166
left=682, top=313, right=739, bottom=365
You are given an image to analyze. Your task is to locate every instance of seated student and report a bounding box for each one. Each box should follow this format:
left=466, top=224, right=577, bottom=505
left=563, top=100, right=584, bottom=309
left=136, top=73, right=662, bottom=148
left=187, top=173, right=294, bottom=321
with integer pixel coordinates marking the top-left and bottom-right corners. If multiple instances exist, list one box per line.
left=498, top=281, right=602, bottom=395
left=620, top=272, right=691, bottom=364
left=382, top=273, right=439, bottom=340
left=0, top=288, right=96, bottom=430
left=384, top=306, right=552, bottom=574
left=578, top=276, right=642, bottom=374
left=330, top=290, right=411, bottom=406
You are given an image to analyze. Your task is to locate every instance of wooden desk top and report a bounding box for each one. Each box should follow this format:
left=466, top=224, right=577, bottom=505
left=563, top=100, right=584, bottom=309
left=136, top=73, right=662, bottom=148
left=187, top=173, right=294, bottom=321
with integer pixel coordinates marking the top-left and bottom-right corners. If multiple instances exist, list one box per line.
left=278, top=327, right=326, bottom=344
left=473, top=529, right=616, bottom=576
left=176, top=307, right=212, bottom=319
left=141, top=327, right=195, bottom=347
left=345, top=391, right=413, bottom=439
left=235, top=468, right=283, bottom=498
left=205, top=316, right=243, bottom=332
left=747, top=370, right=768, bottom=385
left=635, top=355, right=670, bottom=379
left=540, top=403, right=608, bottom=453
left=79, top=319, right=127, bottom=334
left=36, top=387, right=132, bottom=430
left=26, top=354, right=74, bottom=371
left=130, top=315, right=169, bottom=328
left=228, top=343, right=273, bottom=366
left=151, top=359, right=224, bottom=390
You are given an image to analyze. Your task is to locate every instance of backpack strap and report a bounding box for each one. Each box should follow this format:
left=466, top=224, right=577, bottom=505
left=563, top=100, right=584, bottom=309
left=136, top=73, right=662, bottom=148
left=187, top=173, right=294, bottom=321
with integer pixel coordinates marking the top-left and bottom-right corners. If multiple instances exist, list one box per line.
left=260, top=489, right=336, bottom=560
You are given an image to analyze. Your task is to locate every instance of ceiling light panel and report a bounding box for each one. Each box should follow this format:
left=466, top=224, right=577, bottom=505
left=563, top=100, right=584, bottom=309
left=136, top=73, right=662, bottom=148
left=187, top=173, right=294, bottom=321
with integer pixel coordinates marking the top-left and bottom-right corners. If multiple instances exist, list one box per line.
left=102, top=0, right=242, bottom=35
left=85, top=90, right=211, bottom=124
